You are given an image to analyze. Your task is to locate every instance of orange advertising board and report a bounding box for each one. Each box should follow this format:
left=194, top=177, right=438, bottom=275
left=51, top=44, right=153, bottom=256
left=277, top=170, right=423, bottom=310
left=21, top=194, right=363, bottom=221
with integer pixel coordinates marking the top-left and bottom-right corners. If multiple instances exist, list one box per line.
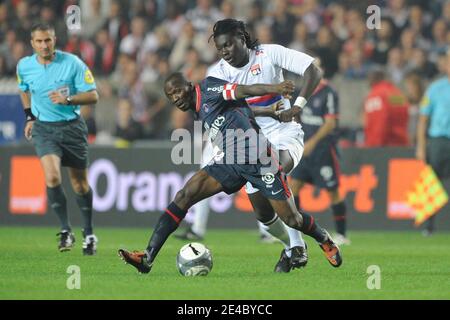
left=9, top=156, right=47, bottom=215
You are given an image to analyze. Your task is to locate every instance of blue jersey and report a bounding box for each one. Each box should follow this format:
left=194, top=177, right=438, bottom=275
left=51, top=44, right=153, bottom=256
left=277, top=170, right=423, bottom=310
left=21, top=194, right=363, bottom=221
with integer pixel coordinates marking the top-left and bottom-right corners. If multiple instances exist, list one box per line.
left=195, top=77, right=267, bottom=164
left=300, top=81, right=339, bottom=147
left=17, top=50, right=97, bottom=122
left=420, top=77, right=450, bottom=139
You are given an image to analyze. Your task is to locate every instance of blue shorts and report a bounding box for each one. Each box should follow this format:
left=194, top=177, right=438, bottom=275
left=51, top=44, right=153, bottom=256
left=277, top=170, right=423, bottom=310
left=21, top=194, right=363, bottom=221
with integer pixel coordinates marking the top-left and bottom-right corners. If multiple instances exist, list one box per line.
left=290, top=144, right=340, bottom=191
left=204, top=162, right=291, bottom=200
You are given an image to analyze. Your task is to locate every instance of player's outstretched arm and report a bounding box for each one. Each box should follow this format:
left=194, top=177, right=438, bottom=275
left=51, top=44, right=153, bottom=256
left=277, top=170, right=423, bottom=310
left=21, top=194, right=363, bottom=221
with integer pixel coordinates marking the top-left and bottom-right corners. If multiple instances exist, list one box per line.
left=233, top=80, right=295, bottom=100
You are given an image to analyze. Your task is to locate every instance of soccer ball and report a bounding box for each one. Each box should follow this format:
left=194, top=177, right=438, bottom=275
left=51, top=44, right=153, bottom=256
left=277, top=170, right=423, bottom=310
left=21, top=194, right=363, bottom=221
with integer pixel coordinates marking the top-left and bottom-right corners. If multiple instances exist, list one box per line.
left=176, top=242, right=213, bottom=276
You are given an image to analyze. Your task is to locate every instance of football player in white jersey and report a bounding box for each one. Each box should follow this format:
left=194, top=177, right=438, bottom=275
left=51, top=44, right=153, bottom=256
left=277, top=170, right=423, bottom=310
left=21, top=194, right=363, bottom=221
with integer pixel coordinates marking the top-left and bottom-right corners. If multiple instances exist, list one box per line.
left=177, top=19, right=324, bottom=273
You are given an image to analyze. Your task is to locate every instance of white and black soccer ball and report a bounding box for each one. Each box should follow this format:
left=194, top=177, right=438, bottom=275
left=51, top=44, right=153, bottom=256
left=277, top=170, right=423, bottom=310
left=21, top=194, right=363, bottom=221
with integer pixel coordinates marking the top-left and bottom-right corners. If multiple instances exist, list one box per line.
left=176, top=242, right=213, bottom=276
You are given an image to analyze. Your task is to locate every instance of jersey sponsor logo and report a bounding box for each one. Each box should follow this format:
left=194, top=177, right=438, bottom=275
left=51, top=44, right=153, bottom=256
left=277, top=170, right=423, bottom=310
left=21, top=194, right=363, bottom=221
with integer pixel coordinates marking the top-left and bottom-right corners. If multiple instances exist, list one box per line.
left=207, top=85, right=224, bottom=92
left=84, top=69, right=95, bottom=84
left=208, top=115, right=226, bottom=141
left=250, top=64, right=261, bottom=76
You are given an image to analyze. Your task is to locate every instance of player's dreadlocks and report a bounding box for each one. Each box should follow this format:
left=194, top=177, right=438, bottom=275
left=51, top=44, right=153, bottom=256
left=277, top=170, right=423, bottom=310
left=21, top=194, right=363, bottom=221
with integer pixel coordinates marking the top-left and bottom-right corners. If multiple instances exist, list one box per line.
left=209, top=19, right=259, bottom=49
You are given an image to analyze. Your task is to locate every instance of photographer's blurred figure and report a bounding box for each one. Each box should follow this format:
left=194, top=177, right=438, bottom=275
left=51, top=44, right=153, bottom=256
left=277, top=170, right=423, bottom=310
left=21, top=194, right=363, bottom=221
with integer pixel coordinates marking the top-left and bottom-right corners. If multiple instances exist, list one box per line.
left=416, top=49, right=450, bottom=236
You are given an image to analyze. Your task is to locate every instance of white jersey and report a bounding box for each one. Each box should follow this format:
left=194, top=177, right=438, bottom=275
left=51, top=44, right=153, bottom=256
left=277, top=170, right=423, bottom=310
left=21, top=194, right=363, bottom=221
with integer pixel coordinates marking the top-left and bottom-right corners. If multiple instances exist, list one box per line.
left=207, top=44, right=314, bottom=137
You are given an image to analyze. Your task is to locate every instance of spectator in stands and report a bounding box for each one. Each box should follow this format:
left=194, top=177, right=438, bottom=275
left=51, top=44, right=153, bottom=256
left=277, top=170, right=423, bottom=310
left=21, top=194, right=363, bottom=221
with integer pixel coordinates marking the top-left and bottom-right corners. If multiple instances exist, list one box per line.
left=119, top=61, right=150, bottom=128
left=429, top=19, right=449, bottom=63
left=115, top=98, right=144, bottom=144
left=383, top=0, right=409, bottom=32
left=13, top=1, right=32, bottom=42
left=387, top=47, right=408, bottom=85
left=408, top=47, right=438, bottom=79
left=119, top=16, right=147, bottom=60
left=403, top=72, right=424, bottom=145
left=185, top=0, right=223, bottom=35
left=255, top=22, right=273, bottom=44
left=161, top=1, right=186, bottom=41
left=371, top=19, right=396, bottom=65
left=269, top=0, right=297, bottom=46
left=342, top=47, right=372, bottom=79
left=102, top=0, right=129, bottom=47
left=289, top=21, right=309, bottom=53
left=64, top=32, right=96, bottom=69
left=93, top=29, right=116, bottom=76
left=81, top=0, right=108, bottom=40
left=312, top=26, right=339, bottom=79
left=399, top=28, right=418, bottom=62
left=169, top=21, right=213, bottom=71
left=363, top=67, right=410, bottom=147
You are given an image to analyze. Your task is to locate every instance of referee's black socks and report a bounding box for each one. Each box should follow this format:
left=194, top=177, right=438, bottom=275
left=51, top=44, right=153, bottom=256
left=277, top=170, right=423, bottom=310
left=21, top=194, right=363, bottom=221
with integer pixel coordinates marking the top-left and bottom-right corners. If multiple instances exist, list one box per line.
left=75, top=188, right=94, bottom=236
left=47, top=185, right=70, bottom=231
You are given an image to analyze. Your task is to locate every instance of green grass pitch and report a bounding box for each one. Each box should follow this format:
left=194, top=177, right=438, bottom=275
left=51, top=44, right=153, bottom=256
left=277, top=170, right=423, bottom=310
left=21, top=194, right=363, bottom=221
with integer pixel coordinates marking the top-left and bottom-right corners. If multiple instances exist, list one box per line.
left=0, top=226, right=449, bottom=300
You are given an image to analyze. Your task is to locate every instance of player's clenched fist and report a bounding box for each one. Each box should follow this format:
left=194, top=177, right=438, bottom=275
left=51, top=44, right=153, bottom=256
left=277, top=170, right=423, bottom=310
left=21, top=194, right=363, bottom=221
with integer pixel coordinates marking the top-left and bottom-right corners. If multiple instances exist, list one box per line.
left=274, top=80, right=295, bottom=99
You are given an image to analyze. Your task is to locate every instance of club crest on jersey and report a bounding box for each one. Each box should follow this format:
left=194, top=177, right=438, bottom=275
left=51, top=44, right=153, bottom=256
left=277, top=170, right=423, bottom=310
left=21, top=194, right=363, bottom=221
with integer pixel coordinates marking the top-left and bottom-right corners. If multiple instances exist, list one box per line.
left=250, top=64, right=261, bottom=76
left=203, top=103, right=209, bottom=113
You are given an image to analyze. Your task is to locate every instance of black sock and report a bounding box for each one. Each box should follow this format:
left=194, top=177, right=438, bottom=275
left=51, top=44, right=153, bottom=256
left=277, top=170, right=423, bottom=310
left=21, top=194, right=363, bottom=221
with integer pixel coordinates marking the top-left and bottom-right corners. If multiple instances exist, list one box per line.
left=146, top=202, right=187, bottom=262
left=299, top=212, right=327, bottom=243
left=332, top=201, right=347, bottom=236
left=75, top=188, right=93, bottom=236
left=47, top=185, right=70, bottom=231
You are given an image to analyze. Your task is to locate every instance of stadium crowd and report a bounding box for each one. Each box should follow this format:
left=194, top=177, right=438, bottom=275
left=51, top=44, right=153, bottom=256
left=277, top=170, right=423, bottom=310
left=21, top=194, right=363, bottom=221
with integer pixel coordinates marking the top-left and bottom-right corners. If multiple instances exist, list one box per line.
left=0, top=0, right=449, bottom=146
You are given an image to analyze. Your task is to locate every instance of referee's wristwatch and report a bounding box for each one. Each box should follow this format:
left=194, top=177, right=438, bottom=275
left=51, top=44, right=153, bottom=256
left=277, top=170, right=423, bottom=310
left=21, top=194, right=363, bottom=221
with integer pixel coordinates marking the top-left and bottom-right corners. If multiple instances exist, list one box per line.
left=65, top=96, right=73, bottom=105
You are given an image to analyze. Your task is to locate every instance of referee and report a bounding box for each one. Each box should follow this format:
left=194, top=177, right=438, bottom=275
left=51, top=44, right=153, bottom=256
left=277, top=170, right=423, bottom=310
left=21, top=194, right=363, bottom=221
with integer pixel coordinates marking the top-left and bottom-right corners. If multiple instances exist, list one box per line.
left=416, top=49, right=450, bottom=236
left=17, top=23, right=99, bottom=254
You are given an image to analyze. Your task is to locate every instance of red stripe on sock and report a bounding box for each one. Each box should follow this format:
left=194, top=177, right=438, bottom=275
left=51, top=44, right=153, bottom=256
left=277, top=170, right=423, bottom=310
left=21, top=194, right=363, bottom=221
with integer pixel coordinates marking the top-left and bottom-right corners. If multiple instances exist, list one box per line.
left=307, top=215, right=315, bottom=232
left=333, top=216, right=346, bottom=221
left=165, top=209, right=180, bottom=224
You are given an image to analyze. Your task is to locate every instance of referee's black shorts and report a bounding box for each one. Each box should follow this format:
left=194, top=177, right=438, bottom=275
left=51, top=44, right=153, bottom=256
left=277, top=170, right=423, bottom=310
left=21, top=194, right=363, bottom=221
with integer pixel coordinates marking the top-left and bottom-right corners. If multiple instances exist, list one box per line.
left=31, top=117, right=89, bottom=169
left=427, top=137, right=450, bottom=179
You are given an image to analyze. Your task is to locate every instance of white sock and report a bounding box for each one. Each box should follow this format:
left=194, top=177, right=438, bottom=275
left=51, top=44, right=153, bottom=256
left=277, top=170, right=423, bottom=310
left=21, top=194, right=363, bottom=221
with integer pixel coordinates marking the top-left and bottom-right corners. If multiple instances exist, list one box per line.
left=191, top=198, right=210, bottom=237
left=259, top=216, right=291, bottom=255
left=286, top=225, right=306, bottom=248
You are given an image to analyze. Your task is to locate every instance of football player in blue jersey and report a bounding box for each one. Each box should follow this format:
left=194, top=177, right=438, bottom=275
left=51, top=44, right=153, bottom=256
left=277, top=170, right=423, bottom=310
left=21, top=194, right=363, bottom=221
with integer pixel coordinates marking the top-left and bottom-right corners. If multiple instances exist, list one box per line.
left=118, top=72, right=342, bottom=274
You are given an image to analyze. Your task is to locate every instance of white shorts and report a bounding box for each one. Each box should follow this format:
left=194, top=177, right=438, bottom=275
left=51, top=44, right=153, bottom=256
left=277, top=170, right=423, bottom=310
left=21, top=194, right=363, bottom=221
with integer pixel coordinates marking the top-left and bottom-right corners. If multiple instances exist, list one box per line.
left=245, top=121, right=304, bottom=194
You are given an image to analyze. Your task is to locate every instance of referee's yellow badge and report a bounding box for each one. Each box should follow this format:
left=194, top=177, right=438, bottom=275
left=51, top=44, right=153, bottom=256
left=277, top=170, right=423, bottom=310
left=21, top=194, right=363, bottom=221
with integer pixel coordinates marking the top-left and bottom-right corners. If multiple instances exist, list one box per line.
left=84, top=69, right=95, bottom=84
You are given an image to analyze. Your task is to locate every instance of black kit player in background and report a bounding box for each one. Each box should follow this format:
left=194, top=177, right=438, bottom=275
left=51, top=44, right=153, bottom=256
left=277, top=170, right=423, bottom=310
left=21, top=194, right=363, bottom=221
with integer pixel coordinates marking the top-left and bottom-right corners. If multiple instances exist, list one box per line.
left=290, top=56, right=350, bottom=245
left=118, top=73, right=342, bottom=274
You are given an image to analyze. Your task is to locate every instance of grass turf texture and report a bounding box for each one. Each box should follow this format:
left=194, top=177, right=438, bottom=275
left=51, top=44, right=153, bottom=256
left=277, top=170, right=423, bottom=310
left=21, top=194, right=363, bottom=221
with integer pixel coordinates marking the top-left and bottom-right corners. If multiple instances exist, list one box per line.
left=0, top=226, right=449, bottom=300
